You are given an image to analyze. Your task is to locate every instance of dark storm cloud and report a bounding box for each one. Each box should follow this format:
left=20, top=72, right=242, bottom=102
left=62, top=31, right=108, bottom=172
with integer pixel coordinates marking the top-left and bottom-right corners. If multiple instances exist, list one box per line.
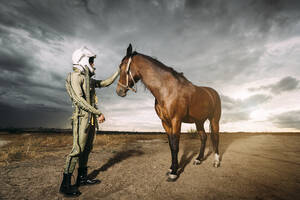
left=1, top=0, right=299, bottom=45
left=0, top=1, right=62, bottom=43
left=0, top=36, right=68, bottom=111
left=179, top=0, right=300, bottom=84
left=0, top=0, right=108, bottom=43
left=70, top=0, right=96, bottom=15
left=0, top=47, right=35, bottom=75
left=0, top=0, right=299, bottom=129
left=270, top=110, right=300, bottom=130
left=0, top=40, right=65, bottom=90
left=183, top=0, right=300, bottom=36
left=0, top=101, right=70, bottom=128
left=248, top=76, right=299, bottom=94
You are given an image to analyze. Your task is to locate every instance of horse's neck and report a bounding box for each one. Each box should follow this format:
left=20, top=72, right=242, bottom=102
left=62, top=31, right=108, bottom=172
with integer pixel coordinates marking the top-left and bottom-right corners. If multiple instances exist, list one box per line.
left=137, top=57, right=175, bottom=104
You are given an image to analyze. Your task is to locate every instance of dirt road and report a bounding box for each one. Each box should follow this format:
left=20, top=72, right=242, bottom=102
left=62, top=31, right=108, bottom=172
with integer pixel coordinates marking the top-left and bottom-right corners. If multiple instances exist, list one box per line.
left=0, top=133, right=299, bottom=200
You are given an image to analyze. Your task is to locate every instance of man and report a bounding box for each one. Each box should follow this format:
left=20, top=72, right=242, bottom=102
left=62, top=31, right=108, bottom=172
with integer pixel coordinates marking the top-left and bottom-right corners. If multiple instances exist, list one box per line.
left=60, top=46, right=120, bottom=197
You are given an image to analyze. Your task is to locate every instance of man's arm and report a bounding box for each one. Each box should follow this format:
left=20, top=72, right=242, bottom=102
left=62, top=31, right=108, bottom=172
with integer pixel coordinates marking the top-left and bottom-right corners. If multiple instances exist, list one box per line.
left=66, top=73, right=102, bottom=116
left=94, top=69, right=120, bottom=88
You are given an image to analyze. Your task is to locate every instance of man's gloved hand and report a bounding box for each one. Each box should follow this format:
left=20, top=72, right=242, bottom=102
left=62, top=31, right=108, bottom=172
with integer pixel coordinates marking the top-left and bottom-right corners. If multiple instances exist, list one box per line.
left=97, top=114, right=105, bottom=123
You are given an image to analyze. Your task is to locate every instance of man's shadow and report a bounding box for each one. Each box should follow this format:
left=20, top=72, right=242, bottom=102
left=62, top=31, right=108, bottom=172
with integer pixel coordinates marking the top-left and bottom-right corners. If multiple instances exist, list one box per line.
left=88, top=149, right=144, bottom=179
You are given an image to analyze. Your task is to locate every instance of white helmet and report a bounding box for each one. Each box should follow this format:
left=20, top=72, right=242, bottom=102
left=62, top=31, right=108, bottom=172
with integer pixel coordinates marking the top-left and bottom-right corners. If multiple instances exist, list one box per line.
left=72, top=46, right=96, bottom=74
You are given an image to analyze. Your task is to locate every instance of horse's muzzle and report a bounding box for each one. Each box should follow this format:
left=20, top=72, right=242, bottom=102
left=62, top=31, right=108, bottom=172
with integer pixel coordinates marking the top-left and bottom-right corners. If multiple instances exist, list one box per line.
left=116, top=87, right=127, bottom=97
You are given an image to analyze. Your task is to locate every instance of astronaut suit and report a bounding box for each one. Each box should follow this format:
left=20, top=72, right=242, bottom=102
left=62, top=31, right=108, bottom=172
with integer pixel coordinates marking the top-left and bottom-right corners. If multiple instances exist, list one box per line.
left=59, top=47, right=119, bottom=197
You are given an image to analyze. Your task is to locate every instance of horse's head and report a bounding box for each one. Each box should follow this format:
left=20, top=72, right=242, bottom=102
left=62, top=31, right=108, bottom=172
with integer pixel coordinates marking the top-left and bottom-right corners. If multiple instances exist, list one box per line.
left=116, top=44, right=140, bottom=97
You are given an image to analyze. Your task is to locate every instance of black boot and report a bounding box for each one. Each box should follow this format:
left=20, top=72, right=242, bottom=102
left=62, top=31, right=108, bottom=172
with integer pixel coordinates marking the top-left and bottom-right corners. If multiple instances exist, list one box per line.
left=76, top=167, right=101, bottom=186
left=59, top=173, right=81, bottom=197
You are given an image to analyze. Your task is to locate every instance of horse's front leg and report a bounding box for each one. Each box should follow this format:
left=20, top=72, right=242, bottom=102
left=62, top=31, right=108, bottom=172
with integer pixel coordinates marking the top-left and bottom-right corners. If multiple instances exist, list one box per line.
left=167, top=119, right=181, bottom=182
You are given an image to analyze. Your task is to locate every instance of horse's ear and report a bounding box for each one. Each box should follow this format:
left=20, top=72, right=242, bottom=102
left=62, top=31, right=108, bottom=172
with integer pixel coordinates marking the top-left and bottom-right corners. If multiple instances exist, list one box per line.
left=126, top=44, right=132, bottom=57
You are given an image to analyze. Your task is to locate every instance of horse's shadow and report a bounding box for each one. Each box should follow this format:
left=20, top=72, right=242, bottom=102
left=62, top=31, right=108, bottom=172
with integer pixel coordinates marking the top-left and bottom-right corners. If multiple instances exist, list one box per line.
left=87, top=133, right=244, bottom=181
left=176, top=132, right=243, bottom=178
left=88, top=149, right=144, bottom=180
left=176, top=141, right=212, bottom=177
left=177, top=146, right=198, bottom=177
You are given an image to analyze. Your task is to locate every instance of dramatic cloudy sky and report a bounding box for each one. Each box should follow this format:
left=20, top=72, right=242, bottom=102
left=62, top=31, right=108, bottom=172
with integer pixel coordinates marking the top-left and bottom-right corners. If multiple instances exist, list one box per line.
left=0, top=0, right=300, bottom=132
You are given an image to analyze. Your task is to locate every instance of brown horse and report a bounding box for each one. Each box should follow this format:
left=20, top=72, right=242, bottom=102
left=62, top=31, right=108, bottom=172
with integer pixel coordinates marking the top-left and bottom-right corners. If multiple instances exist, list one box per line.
left=116, top=44, right=222, bottom=181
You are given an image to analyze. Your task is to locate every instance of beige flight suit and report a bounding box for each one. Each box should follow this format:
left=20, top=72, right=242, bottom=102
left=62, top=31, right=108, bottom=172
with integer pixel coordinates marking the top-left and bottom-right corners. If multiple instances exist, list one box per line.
left=64, top=67, right=119, bottom=174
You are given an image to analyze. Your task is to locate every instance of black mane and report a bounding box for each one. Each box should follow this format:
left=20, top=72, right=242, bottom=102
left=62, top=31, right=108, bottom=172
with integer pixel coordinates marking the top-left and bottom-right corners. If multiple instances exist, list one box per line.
left=140, top=53, right=189, bottom=82
left=121, top=51, right=190, bottom=83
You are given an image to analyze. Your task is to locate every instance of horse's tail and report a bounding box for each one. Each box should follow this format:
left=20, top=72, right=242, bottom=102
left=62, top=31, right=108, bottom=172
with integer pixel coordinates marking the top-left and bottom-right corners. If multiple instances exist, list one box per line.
left=210, top=88, right=221, bottom=118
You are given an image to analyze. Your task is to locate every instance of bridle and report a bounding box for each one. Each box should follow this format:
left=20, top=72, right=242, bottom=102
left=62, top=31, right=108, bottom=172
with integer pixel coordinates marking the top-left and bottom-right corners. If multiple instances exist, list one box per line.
left=117, top=57, right=137, bottom=93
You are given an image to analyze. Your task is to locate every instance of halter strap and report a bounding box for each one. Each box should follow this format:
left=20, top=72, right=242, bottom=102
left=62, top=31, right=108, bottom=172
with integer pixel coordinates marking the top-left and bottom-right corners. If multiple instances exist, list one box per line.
left=118, top=57, right=137, bottom=93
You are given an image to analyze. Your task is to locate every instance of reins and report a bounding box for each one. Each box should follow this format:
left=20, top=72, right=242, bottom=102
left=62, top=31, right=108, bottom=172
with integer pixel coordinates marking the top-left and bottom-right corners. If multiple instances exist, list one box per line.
left=117, top=57, right=137, bottom=93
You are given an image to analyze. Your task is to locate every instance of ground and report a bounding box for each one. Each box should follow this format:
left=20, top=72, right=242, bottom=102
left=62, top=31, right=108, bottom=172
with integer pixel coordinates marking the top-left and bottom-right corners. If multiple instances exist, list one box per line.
left=0, top=132, right=299, bottom=200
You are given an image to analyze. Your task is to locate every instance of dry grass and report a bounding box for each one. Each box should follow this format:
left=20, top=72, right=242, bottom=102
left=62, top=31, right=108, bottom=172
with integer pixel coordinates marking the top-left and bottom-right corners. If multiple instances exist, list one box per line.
left=0, top=133, right=165, bottom=167
left=0, top=133, right=73, bottom=166
left=0, top=131, right=212, bottom=167
left=186, top=128, right=199, bottom=139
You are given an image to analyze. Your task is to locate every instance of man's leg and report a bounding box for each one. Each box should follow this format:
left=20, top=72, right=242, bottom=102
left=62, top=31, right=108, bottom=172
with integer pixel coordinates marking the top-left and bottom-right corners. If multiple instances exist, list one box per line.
left=79, top=124, right=95, bottom=168
left=77, top=124, right=101, bottom=186
left=60, top=115, right=83, bottom=196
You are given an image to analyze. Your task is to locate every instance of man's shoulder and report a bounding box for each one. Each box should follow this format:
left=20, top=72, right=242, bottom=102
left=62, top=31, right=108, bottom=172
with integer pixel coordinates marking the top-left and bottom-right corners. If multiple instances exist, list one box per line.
left=70, top=70, right=85, bottom=77
left=70, top=71, right=85, bottom=83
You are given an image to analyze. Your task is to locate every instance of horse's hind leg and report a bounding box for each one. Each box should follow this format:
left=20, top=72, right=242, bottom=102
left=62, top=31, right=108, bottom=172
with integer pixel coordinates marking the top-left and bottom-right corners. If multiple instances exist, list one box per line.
left=193, top=121, right=207, bottom=165
left=210, top=118, right=220, bottom=167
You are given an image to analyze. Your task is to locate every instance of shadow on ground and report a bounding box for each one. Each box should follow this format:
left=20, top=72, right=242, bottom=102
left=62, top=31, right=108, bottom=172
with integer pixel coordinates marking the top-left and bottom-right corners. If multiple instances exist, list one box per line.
left=88, top=149, right=144, bottom=179
left=175, top=133, right=252, bottom=180
left=176, top=141, right=212, bottom=179
left=177, top=143, right=198, bottom=177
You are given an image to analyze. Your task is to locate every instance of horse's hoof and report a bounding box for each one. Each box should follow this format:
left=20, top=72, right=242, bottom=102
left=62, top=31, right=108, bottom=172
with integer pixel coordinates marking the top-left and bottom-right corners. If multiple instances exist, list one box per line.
left=167, top=174, right=177, bottom=182
left=213, top=161, right=220, bottom=168
left=193, top=159, right=201, bottom=165
left=166, top=169, right=172, bottom=176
